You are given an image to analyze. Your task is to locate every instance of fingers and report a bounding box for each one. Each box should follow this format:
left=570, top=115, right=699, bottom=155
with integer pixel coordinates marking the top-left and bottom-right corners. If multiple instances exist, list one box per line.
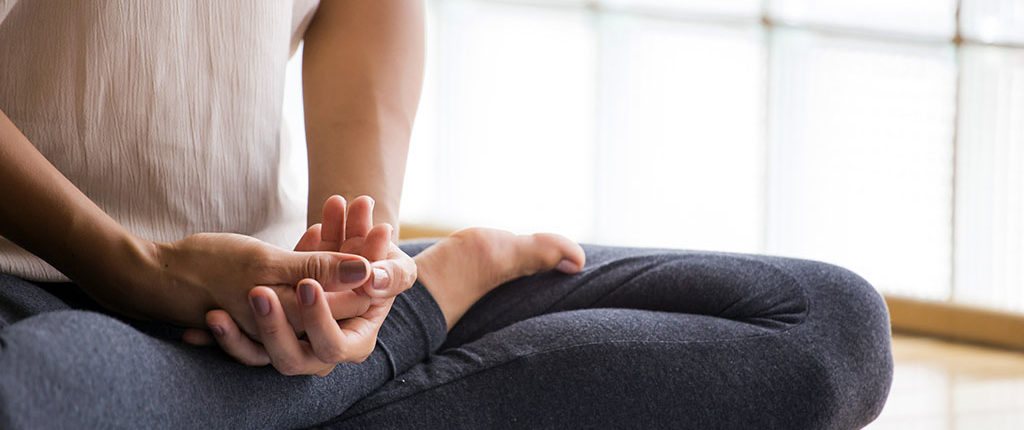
left=364, top=223, right=392, bottom=261
left=182, top=328, right=215, bottom=346
left=294, top=223, right=322, bottom=252
left=248, top=287, right=334, bottom=376
left=278, top=284, right=375, bottom=329
left=206, top=309, right=271, bottom=367
left=298, top=279, right=368, bottom=364
left=276, top=250, right=371, bottom=291
left=322, top=289, right=374, bottom=319
left=364, top=234, right=417, bottom=299
left=337, top=298, right=394, bottom=346
left=319, top=195, right=347, bottom=250
left=346, top=196, right=374, bottom=240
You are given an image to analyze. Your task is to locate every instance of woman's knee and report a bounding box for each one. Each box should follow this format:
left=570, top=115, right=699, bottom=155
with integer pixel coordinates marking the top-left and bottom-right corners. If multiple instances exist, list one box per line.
left=0, top=310, right=153, bottom=385
left=0, top=310, right=148, bottom=427
left=775, top=257, right=891, bottom=338
left=771, top=257, right=893, bottom=428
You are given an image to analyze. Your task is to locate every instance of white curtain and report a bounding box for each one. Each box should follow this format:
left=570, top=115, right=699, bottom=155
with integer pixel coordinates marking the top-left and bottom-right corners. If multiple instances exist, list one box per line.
left=284, top=0, right=1024, bottom=313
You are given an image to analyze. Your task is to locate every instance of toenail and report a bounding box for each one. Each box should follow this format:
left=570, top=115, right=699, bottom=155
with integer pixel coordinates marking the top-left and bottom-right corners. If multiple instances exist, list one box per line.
left=555, top=259, right=580, bottom=273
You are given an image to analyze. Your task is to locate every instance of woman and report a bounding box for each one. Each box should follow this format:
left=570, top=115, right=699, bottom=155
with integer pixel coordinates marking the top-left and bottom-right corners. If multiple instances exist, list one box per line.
left=0, top=1, right=893, bottom=428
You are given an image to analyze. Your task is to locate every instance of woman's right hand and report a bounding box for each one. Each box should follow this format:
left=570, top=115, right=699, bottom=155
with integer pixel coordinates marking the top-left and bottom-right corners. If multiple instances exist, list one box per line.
left=83, top=229, right=374, bottom=342
left=141, top=232, right=375, bottom=340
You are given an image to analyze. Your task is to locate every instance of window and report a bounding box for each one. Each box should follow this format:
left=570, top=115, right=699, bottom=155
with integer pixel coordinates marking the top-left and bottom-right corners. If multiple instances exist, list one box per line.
left=284, top=0, right=1024, bottom=313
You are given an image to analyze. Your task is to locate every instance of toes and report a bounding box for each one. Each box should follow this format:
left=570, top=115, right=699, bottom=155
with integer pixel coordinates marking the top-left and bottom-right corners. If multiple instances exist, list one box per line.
left=443, top=228, right=585, bottom=278
left=530, top=233, right=586, bottom=273
left=555, top=259, right=581, bottom=274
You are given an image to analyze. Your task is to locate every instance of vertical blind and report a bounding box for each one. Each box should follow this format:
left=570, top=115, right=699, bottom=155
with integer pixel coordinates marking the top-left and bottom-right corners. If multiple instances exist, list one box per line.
left=283, top=0, right=1024, bottom=313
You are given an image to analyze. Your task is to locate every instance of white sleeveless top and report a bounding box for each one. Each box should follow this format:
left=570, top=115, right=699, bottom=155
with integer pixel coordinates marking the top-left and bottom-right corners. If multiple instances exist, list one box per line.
left=0, top=0, right=319, bottom=281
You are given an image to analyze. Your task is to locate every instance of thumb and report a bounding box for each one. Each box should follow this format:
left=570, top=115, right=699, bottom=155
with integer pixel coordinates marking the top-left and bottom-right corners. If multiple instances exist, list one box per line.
left=363, top=256, right=416, bottom=299
left=275, top=250, right=371, bottom=292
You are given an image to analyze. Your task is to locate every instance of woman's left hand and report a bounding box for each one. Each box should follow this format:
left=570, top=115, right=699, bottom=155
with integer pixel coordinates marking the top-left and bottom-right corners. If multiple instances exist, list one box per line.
left=183, top=195, right=417, bottom=376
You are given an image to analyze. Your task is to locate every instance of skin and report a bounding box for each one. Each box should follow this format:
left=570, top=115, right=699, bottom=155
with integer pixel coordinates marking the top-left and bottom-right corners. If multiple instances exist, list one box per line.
left=181, top=0, right=432, bottom=371
left=0, top=107, right=391, bottom=357
left=302, top=0, right=425, bottom=232
left=3, top=0, right=444, bottom=376
left=0, top=0, right=587, bottom=377
left=197, top=194, right=587, bottom=376
left=209, top=195, right=401, bottom=377
left=0, top=0, right=431, bottom=375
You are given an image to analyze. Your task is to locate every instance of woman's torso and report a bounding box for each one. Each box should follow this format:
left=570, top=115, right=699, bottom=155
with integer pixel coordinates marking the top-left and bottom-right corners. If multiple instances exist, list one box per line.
left=0, top=0, right=318, bottom=280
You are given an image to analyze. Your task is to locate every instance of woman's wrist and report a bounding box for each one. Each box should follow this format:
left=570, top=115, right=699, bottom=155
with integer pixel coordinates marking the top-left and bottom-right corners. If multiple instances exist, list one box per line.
left=117, top=237, right=216, bottom=326
left=70, top=229, right=199, bottom=323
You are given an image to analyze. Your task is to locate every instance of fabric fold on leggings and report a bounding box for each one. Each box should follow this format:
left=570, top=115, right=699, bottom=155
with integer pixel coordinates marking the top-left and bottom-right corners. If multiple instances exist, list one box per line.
left=374, top=280, right=449, bottom=379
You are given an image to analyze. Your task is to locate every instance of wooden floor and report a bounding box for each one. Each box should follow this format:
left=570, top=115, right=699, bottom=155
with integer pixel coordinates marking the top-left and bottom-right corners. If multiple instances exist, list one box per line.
left=866, top=335, right=1024, bottom=429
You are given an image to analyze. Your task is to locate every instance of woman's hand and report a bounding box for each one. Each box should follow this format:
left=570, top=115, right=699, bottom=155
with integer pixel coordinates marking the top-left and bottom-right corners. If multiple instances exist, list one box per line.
left=295, top=195, right=417, bottom=301
left=142, top=231, right=373, bottom=339
left=86, top=229, right=375, bottom=343
left=185, top=195, right=418, bottom=376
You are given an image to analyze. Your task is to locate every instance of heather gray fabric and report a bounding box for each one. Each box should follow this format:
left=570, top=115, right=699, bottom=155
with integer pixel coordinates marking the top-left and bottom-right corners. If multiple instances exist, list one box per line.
left=0, top=242, right=893, bottom=429
left=0, top=271, right=448, bottom=429
left=327, top=242, right=894, bottom=430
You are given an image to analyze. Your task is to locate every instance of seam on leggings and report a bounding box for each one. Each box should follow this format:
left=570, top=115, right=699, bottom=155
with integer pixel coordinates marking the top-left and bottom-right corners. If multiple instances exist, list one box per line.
left=376, top=287, right=446, bottom=377
left=459, top=254, right=670, bottom=343
left=732, top=254, right=812, bottom=327
left=553, top=253, right=812, bottom=328
left=330, top=309, right=814, bottom=426
left=335, top=253, right=815, bottom=425
left=404, top=283, right=448, bottom=354
left=409, top=282, right=449, bottom=351
left=467, top=256, right=666, bottom=341
left=373, top=339, right=398, bottom=379
left=572, top=259, right=663, bottom=312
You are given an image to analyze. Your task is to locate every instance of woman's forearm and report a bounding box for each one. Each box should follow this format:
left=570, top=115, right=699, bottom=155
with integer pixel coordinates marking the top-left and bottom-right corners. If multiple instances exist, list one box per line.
left=0, top=108, right=156, bottom=302
left=301, top=0, right=426, bottom=232
left=0, top=108, right=382, bottom=333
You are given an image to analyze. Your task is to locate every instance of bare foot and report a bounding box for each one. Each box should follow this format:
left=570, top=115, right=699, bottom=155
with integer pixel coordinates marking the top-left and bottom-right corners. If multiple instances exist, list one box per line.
left=413, top=228, right=586, bottom=330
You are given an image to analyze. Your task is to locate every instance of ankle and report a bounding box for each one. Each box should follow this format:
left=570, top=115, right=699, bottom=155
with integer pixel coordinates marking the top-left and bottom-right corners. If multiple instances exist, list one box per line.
left=413, top=252, right=462, bottom=331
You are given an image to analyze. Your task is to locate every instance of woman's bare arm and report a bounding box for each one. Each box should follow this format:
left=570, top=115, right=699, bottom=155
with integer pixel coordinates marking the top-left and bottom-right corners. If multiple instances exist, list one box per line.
left=0, top=108, right=152, bottom=300
left=302, top=0, right=425, bottom=231
left=0, top=107, right=391, bottom=375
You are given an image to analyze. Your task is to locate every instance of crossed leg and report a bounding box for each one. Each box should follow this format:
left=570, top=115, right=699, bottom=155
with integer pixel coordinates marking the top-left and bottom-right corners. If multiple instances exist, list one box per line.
left=0, top=228, right=586, bottom=429
left=326, top=243, right=894, bottom=430
left=0, top=233, right=892, bottom=429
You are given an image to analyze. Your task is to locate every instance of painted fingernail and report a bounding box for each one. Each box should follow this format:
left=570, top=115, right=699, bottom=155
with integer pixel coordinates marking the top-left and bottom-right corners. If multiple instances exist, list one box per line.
left=210, top=325, right=225, bottom=337
left=299, top=281, right=316, bottom=306
left=250, top=295, right=271, bottom=316
left=339, top=260, right=368, bottom=283
left=555, top=259, right=580, bottom=273
left=372, top=268, right=389, bottom=290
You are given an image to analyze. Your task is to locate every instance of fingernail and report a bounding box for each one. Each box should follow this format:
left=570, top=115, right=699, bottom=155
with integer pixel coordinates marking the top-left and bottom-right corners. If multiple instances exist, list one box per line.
left=210, top=325, right=225, bottom=337
left=372, top=268, right=389, bottom=290
left=339, top=260, right=368, bottom=283
left=299, top=281, right=316, bottom=306
left=555, top=259, right=580, bottom=273
left=250, top=295, right=271, bottom=316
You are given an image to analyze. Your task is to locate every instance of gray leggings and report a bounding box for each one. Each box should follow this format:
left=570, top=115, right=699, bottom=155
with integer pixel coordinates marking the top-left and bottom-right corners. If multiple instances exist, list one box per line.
left=0, top=242, right=893, bottom=429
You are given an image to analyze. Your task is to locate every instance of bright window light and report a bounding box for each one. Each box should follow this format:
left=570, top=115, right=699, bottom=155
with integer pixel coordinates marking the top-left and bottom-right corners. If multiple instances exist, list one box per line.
left=767, top=29, right=957, bottom=300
